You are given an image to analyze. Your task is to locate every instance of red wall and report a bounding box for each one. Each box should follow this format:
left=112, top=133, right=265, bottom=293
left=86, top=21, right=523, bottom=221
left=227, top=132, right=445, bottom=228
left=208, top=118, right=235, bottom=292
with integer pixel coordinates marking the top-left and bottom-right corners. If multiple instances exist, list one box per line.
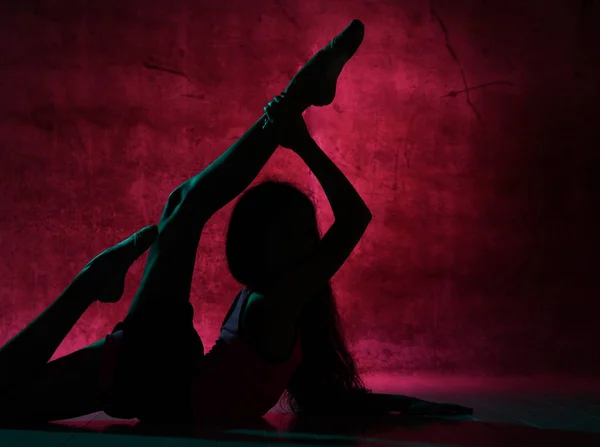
left=0, top=0, right=598, bottom=376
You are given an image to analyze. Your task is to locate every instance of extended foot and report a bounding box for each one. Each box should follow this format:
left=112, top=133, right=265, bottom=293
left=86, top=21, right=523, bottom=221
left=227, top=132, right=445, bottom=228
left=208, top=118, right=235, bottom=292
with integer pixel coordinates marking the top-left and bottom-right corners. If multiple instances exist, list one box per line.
left=284, top=19, right=365, bottom=109
left=75, top=225, right=158, bottom=304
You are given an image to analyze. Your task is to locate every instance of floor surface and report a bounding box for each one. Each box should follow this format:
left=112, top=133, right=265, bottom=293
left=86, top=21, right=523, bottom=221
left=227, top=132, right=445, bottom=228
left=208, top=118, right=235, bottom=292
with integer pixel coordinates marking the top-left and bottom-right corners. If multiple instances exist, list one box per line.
left=1, top=374, right=599, bottom=447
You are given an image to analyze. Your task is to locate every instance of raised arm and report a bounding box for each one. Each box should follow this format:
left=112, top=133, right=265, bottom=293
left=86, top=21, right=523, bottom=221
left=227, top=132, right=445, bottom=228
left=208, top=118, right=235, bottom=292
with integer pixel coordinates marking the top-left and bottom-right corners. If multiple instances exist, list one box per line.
left=295, top=136, right=371, bottom=221
left=268, top=134, right=371, bottom=295
left=185, top=18, right=365, bottom=222
left=243, top=107, right=372, bottom=360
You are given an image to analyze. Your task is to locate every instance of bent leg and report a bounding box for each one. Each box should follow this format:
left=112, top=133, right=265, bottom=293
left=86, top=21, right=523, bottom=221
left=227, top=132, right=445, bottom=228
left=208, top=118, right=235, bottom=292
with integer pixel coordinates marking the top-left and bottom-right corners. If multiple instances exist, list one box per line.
left=0, top=339, right=107, bottom=425
left=0, top=290, right=94, bottom=387
left=0, top=226, right=156, bottom=386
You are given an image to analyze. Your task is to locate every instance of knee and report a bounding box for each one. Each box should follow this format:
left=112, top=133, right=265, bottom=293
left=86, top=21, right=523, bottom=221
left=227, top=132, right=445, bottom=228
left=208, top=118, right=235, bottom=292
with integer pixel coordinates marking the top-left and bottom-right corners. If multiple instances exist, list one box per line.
left=162, top=182, right=190, bottom=221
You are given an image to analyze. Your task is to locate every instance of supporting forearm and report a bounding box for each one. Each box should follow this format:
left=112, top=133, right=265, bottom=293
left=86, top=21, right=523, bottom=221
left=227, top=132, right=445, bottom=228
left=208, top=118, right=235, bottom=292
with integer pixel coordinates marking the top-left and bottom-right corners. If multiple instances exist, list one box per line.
left=295, top=137, right=371, bottom=221
left=188, top=115, right=279, bottom=216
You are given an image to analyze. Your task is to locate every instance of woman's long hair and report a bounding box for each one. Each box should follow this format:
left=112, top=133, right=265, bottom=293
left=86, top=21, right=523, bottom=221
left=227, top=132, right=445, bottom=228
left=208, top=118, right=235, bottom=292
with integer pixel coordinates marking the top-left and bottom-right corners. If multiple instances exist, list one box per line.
left=226, top=180, right=370, bottom=416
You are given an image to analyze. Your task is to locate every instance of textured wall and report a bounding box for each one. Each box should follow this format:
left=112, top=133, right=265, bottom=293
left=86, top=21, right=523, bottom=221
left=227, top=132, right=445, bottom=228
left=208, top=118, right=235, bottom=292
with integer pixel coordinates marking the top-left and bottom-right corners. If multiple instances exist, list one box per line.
left=0, top=0, right=598, bottom=376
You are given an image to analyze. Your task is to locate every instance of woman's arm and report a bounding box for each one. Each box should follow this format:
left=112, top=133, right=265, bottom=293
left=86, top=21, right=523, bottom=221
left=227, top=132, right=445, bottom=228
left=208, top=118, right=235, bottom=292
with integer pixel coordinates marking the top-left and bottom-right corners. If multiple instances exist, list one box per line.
left=294, top=136, right=371, bottom=221
left=264, top=95, right=371, bottom=221
left=243, top=135, right=372, bottom=361
left=346, top=392, right=474, bottom=416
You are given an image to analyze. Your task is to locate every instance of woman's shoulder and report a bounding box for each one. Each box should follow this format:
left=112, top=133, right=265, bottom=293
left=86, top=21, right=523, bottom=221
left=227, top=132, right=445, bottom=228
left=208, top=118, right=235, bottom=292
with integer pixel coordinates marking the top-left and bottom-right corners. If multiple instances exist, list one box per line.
left=240, top=291, right=302, bottom=365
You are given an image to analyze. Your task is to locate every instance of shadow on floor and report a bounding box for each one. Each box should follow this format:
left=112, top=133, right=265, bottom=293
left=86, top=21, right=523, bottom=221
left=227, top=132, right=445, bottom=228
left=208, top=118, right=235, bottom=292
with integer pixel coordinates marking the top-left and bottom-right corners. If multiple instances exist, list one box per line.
left=3, top=376, right=600, bottom=447
left=1, top=412, right=470, bottom=446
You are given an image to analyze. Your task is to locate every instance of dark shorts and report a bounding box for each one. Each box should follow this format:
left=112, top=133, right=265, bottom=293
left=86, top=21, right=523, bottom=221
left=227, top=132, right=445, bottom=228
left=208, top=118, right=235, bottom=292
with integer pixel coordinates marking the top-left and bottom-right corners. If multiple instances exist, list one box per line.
left=101, top=181, right=210, bottom=422
left=103, top=302, right=205, bottom=423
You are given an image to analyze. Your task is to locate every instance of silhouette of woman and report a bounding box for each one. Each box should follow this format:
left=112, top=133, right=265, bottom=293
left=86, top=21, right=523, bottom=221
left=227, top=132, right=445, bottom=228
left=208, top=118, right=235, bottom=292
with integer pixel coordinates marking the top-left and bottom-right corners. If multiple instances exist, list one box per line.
left=0, top=20, right=471, bottom=425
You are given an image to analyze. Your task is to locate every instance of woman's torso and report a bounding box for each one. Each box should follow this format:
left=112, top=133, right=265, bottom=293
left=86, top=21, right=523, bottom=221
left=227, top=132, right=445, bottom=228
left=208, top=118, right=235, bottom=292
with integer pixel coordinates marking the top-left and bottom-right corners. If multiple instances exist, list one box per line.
left=190, top=287, right=302, bottom=423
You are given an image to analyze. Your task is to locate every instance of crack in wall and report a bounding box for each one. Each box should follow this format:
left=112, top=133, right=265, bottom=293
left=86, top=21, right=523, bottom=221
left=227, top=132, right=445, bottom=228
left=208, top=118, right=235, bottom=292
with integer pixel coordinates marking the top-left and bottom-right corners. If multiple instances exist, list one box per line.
left=404, top=110, right=419, bottom=171
left=181, top=93, right=207, bottom=100
left=430, top=8, right=487, bottom=145
left=275, top=0, right=300, bottom=29
left=143, top=57, right=189, bottom=80
left=392, top=84, right=422, bottom=193
left=442, top=80, right=515, bottom=98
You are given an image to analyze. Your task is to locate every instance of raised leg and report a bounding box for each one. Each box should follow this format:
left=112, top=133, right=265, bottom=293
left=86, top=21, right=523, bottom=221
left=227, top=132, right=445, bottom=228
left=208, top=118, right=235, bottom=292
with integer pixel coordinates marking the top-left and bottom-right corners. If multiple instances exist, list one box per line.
left=284, top=19, right=364, bottom=108
left=121, top=19, right=366, bottom=327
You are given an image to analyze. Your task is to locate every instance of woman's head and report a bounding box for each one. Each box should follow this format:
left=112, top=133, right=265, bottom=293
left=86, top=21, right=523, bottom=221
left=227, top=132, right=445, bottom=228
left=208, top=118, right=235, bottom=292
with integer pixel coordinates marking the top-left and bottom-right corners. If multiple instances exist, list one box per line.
left=226, top=180, right=320, bottom=291
left=227, top=180, right=369, bottom=415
